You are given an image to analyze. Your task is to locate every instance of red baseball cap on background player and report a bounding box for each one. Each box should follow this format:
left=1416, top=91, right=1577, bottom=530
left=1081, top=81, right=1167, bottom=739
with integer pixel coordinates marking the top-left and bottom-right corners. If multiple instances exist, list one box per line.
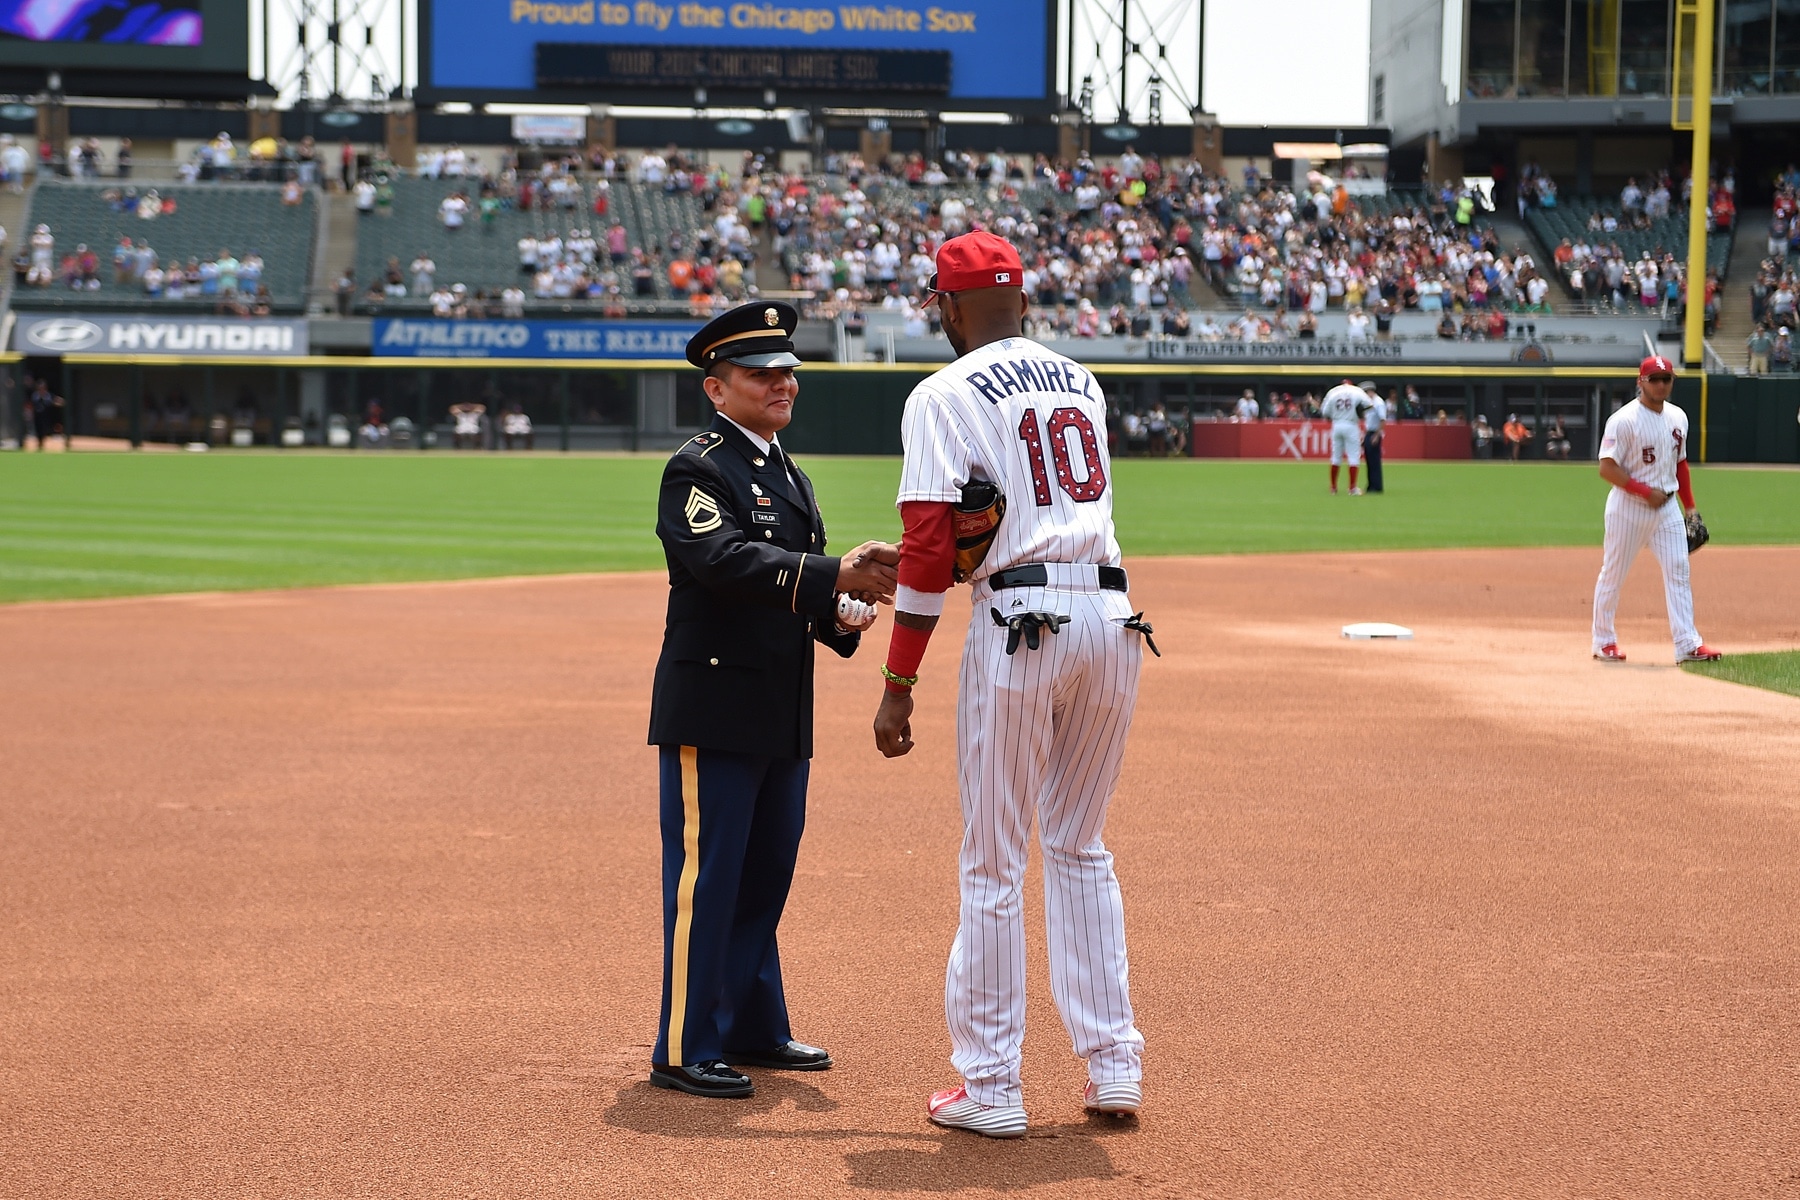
left=925, top=230, right=1024, bottom=300
left=1640, top=355, right=1677, bottom=378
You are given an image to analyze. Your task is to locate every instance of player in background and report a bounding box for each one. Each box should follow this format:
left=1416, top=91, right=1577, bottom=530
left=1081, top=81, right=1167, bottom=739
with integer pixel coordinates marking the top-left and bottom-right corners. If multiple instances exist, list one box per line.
left=1591, top=356, right=1722, bottom=664
left=871, top=231, right=1149, bottom=1139
left=1320, top=378, right=1366, bottom=494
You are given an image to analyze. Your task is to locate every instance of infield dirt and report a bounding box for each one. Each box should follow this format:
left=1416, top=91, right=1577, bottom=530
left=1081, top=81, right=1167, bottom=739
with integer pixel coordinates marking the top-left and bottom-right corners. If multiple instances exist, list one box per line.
left=3, top=547, right=1797, bottom=1199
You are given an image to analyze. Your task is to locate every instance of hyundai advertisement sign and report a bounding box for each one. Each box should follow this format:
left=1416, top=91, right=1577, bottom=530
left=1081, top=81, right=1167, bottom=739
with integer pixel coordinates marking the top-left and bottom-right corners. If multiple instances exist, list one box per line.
left=13, top=314, right=309, bottom=356
left=372, top=318, right=702, bottom=359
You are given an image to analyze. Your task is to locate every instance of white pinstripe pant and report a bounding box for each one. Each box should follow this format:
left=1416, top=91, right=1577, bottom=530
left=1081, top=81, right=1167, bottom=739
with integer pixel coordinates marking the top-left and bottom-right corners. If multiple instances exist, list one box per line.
left=948, top=584, right=1144, bottom=1108
left=1592, top=489, right=1703, bottom=657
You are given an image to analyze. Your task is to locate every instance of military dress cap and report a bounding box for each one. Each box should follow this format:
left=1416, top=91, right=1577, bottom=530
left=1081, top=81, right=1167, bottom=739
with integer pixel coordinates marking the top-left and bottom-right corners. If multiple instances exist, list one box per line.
left=686, top=300, right=802, bottom=370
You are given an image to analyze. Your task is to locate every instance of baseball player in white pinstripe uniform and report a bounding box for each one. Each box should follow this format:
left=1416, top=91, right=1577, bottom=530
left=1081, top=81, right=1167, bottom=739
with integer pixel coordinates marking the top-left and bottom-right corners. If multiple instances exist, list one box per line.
left=1319, top=379, right=1366, bottom=495
left=1591, top=355, right=1722, bottom=664
left=871, top=231, right=1151, bottom=1138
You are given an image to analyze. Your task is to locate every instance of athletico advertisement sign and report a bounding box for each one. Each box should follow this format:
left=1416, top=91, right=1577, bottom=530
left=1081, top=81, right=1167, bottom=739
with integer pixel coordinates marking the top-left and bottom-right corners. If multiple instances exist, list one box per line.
left=372, top=318, right=702, bottom=359
left=12, top=314, right=309, bottom=357
left=426, top=0, right=1048, bottom=101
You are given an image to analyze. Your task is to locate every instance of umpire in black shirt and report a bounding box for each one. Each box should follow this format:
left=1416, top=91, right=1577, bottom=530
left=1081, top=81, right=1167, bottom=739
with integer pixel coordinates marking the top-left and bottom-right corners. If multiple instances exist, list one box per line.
left=648, top=301, right=898, bottom=1099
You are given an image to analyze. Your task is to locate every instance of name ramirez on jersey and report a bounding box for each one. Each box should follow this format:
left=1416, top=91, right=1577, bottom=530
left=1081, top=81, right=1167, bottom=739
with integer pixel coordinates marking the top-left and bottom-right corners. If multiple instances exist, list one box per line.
left=1599, top=398, right=1688, bottom=493
left=897, top=335, right=1121, bottom=579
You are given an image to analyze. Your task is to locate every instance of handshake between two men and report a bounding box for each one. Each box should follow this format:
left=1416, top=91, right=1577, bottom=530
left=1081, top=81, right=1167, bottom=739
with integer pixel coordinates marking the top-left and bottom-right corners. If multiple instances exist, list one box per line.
left=832, top=541, right=903, bottom=632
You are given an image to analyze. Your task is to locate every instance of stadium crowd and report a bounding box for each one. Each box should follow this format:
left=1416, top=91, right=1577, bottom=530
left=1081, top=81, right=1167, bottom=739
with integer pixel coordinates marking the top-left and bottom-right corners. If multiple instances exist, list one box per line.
left=1745, top=179, right=1800, bottom=372
left=17, top=221, right=276, bottom=313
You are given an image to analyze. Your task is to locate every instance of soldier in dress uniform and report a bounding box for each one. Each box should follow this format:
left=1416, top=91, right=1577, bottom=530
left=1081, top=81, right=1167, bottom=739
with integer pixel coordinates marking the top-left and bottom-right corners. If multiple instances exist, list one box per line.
left=648, top=300, right=900, bottom=1099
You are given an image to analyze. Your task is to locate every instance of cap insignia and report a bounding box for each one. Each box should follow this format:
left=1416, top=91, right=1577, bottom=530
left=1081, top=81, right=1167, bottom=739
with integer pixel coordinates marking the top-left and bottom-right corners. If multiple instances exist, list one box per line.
left=763, top=307, right=780, bottom=327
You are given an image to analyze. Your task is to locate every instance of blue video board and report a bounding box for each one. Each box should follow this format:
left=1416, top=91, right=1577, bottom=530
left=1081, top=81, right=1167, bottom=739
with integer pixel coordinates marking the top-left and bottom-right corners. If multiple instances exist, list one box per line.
left=428, top=0, right=1047, bottom=101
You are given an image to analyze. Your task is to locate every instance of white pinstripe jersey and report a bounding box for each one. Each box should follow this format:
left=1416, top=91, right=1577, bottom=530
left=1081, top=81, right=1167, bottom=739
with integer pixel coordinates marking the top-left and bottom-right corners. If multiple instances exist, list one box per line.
left=1598, top=398, right=1688, bottom=492
left=1320, top=383, right=1365, bottom=426
left=897, top=336, right=1121, bottom=580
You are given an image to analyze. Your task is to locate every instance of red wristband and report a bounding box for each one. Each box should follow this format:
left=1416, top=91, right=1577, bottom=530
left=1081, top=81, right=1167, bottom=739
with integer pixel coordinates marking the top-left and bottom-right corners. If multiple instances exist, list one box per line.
left=1623, top=480, right=1654, bottom=500
left=885, top=621, right=932, bottom=689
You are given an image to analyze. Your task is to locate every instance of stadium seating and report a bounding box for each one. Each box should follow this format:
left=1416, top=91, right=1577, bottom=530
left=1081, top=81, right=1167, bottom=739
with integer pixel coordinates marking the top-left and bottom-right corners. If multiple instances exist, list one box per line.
left=16, top=179, right=317, bottom=311
left=352, top=174, right=720, bottom=310
left=1525, top=197, right=1732, bottom=274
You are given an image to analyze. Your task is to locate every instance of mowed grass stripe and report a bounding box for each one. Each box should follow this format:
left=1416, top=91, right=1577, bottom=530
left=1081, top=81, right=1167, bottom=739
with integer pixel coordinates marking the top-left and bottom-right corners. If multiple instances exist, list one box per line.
left=1681, top=649, right=1800, bottom=699
left=1, top=453, right=1796, bottom=603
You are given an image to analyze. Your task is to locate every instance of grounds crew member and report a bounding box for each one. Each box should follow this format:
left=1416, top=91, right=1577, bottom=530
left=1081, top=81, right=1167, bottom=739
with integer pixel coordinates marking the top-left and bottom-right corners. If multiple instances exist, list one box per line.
left=647, top=299, right=900, bottom=1099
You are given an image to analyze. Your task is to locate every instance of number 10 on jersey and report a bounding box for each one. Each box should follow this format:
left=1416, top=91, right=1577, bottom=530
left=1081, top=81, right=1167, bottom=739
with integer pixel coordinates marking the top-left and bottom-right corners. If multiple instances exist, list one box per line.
left=1018, top=406, right=1107, bottom=505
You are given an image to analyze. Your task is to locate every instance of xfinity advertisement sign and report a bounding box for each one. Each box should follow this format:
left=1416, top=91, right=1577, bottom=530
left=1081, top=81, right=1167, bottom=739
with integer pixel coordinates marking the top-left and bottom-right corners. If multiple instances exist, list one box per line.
left=372, top=318, right=701, bottom=359
left=13, top=314, right=309, bottom=357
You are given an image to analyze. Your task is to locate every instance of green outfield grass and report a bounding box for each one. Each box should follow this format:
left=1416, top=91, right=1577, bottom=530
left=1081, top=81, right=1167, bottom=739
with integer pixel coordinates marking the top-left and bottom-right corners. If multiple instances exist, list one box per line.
left=1681, top=650, right=1800, bottom=699
left=1, top=452, right=1797, bottom=603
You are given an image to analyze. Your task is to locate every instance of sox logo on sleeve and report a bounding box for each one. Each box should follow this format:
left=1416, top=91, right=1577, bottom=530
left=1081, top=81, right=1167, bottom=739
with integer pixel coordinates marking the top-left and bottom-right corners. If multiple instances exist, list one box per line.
left=897, top=335, right=1145, bottom=1112
left=1591, top=397, right=1705, bottom=657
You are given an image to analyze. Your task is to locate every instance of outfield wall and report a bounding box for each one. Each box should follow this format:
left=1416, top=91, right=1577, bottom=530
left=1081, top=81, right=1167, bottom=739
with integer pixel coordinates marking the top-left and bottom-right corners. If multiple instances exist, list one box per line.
left=3, top=357, right=1796, bottom=464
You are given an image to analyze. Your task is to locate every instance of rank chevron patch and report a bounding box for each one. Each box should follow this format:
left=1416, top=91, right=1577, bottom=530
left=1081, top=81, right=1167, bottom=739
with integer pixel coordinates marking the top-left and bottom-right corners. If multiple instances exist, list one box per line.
left=684, top=487, right=723, bottom=534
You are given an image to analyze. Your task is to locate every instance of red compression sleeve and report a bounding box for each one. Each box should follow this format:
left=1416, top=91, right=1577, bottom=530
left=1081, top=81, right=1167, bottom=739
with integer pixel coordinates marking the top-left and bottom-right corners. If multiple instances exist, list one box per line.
left=897, top=500, right=955, bottom=592
left=1623, top=479, right=1655, bottom=500
left=884, top=501, right=956, bottom=693
left=885, top=623, right=931, bottom=694
left=1676, top=459, right=1695, bottom=509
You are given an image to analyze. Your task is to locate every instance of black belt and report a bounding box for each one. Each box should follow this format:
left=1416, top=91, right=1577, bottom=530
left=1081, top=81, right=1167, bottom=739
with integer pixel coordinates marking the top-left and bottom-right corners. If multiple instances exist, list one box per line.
left=987, top=564, right=1128, bottom=592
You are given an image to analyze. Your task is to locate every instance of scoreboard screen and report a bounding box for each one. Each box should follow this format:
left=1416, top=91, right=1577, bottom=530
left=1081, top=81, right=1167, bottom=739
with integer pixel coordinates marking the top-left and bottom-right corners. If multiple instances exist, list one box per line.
left=0, top=0, right=245, bottom=71
left=426, top=0, right=1051, bottom=104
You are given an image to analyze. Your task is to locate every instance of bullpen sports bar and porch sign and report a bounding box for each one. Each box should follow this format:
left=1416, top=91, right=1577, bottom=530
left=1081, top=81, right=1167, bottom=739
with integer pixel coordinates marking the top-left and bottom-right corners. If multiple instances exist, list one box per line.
left=372, top=318, right=702, bottom=359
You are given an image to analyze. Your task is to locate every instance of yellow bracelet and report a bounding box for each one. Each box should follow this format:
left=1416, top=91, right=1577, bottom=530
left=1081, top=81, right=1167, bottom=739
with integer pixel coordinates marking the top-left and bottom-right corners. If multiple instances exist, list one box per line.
left=880, top=664, right=918, bottom=688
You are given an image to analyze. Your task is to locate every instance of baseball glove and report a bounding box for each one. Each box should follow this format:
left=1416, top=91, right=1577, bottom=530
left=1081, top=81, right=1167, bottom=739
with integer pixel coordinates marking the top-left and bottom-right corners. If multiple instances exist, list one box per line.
left=952, top=480, right=1006, bottom=583
left=1685, top=509, right=1710, bottom=554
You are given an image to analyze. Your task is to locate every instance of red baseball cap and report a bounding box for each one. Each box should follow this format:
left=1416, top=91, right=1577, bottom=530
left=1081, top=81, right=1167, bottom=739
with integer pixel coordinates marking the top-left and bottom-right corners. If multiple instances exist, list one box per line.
left=930, top=230, right=1023, bottom=295
left=1639, top=355, right=1676, bottom=377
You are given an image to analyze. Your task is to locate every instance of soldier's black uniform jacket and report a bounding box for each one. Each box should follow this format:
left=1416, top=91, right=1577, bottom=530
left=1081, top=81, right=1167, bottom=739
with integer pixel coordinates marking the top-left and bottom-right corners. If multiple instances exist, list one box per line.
left=647, top=413, right=858, bottom=759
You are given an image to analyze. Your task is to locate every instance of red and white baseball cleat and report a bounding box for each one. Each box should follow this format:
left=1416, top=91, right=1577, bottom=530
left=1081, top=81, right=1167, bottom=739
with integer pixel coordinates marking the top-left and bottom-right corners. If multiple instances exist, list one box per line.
left=1593, top=644, right=1627, bottom=663
left=1679, top=645, right=1724, bottom=662
left=926, top=1084, right=1027, bottom=1138
left=1083, top=1079, right=1141, bottom=1117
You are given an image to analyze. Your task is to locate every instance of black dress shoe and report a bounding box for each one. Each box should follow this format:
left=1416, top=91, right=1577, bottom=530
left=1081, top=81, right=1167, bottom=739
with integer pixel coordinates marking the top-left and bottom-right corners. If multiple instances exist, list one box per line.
left=650, top=1060, right=754, bottom=1098
left=724, top=1040, right=833, bottom=1071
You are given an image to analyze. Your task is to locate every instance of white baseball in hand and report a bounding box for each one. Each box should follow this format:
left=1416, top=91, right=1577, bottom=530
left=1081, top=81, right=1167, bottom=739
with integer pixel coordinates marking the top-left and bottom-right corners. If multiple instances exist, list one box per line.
left=836, top=593, right=877, bottom=631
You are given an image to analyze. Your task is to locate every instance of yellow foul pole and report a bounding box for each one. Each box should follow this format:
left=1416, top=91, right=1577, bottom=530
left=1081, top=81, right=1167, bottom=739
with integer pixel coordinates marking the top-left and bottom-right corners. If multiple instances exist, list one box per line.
left=1679, top=0, right=1715, bottom=368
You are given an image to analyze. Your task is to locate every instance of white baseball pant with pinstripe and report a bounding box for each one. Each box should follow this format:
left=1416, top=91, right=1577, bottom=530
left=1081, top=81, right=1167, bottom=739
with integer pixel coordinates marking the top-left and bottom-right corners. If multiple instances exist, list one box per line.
left=948, top=574, right=1144, bottom=1109
left=1592, top=489, right=1702, bottom=657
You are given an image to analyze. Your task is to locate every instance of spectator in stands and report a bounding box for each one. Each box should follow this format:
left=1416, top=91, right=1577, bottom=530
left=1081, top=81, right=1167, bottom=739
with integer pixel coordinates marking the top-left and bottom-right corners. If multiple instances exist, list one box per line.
left=439, top=191, right=469, bottom=231
left=450, top=400, right=485, bottom=449
left=0, top=135, right=26, bottom=193
left=501, top=403, right=533, bottom=450
left=1234, top=389, right=1259, bottom=421
left=355, top=176, right=376, bottom=214
left=1775, top=327, right=1794, bottom=372
left=1544, top=416, right=1571, bottom=461
left=28, top=223, right=52, bottom=286
left=501, top=285, right=525, bottom=318
left=334, top=268, right=356, bottom=317
left=1748, top=324, right=1774, bottom=374
left=1502, top=413, right=1532, bottom=461
left=410, top=253, right=436, bottom=297
left=1472, top=414, right=1496, bottom=457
